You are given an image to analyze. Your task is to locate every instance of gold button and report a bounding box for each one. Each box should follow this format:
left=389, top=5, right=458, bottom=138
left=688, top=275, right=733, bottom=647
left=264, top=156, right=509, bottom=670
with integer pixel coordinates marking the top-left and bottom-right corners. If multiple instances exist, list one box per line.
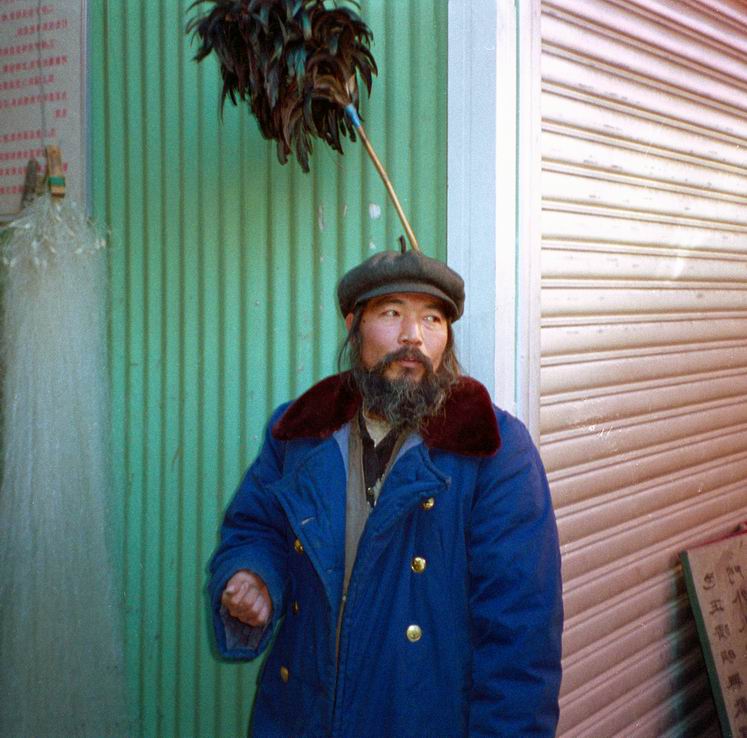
left=406, top=624, right=422, bottom=642
left=421, top=497, right=435, bottom=511
left=411, top=556, right=427, bottom=574
left=292, top=600, right=300, bottom=615
left=293, top=538, right=304, bottom=554
left=280, top=666, right=289, bottom=683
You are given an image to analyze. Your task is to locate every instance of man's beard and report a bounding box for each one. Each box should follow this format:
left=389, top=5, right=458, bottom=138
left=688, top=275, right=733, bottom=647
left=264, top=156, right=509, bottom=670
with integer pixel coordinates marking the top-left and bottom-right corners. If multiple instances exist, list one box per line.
left=351, top=346, right=456, bottom=432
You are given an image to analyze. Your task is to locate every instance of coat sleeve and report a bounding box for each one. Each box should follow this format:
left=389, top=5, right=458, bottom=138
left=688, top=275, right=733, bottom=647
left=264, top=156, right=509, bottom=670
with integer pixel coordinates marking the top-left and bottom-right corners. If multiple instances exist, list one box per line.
left=467, top=411, right=563, bottom=737
left=208, top=404, right=291, bottom=660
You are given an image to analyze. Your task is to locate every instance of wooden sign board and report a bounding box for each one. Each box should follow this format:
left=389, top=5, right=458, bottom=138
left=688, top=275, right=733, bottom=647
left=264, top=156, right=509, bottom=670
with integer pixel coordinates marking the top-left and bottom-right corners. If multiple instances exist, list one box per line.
left=681, top=526, right=747, bottom=738
left=0, top=0, right=87, bottom=218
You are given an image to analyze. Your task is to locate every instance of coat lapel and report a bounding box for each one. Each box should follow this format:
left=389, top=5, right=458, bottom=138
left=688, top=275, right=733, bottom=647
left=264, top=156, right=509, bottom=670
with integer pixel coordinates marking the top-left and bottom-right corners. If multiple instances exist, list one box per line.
left=270, top=437, right=347, bottom=610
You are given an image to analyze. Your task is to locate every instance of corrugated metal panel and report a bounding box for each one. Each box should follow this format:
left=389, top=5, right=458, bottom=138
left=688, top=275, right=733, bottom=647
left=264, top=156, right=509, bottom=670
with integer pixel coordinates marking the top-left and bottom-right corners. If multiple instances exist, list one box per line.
left=89, top=1, right=447, bottom=735
left=540, top=0, right=747, bottom=735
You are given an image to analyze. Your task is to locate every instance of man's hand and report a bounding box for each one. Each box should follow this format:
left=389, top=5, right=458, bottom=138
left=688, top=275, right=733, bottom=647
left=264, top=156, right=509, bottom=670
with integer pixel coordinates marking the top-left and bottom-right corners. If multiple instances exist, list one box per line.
left=221, top=570, right=273, bottom=627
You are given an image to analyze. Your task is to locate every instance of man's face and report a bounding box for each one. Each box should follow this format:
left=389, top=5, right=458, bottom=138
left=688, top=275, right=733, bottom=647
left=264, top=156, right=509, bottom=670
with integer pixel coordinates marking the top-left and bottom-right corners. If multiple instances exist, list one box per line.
left=345, top=292, right=449, bottom=382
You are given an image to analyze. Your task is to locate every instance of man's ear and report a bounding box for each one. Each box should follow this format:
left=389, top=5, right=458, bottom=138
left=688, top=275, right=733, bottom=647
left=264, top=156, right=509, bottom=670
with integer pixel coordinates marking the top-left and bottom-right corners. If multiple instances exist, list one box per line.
left=345, top=312, right=354, bottom=331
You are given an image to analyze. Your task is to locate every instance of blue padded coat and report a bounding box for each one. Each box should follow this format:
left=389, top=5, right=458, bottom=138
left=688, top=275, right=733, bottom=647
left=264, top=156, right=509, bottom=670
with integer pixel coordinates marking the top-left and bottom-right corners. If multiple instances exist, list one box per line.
left=209, top=373, right=563, bottom=737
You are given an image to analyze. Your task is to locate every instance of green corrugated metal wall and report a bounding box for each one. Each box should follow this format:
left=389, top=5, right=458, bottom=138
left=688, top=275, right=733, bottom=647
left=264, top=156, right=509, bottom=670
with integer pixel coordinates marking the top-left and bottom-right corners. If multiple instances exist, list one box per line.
left=89, top=1, right=447, bottom=735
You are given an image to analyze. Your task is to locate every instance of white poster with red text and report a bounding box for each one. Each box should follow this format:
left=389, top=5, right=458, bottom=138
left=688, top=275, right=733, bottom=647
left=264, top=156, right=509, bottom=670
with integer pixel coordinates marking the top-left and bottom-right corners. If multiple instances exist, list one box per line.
left=0, top=0, right=86, bottom=218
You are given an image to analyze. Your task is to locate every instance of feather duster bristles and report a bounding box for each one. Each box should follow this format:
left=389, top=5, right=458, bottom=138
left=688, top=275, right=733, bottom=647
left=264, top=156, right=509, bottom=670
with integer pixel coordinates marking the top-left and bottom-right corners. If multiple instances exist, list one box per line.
left=187, top=0, right=377, bottom=171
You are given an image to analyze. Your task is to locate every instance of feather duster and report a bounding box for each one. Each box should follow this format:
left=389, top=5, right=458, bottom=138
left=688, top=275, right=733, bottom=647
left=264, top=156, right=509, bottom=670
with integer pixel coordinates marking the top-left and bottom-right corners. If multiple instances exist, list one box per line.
left=187, top=0, right=421, bottom=251
left=187, top=0, right=377, bottom=172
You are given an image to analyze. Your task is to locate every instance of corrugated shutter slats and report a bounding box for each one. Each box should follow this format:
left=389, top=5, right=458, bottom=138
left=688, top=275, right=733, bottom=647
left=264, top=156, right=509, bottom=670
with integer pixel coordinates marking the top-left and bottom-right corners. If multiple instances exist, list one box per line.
left=541, top=1, right=747, bottom=734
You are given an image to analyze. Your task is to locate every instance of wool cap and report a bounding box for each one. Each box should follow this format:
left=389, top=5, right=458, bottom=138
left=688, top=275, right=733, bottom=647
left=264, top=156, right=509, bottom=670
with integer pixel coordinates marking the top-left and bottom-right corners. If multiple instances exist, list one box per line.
left=337, top=249, right=465, bottom=320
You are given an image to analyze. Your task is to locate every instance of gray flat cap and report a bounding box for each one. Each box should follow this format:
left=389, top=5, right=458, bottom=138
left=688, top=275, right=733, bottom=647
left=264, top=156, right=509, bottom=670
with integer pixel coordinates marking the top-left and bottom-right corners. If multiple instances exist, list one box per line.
left=337, top=249, right=465, bottom=320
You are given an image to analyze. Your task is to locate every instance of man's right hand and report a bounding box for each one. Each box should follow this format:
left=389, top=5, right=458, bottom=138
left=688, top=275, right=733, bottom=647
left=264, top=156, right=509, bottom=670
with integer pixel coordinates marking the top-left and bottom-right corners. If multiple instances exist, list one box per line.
left=221, top=570, right=273, bottom=627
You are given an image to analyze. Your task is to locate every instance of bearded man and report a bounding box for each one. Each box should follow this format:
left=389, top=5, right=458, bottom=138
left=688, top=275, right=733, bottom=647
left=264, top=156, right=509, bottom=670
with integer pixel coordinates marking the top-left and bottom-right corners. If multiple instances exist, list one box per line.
left=209, top=249, right=563, bottom=737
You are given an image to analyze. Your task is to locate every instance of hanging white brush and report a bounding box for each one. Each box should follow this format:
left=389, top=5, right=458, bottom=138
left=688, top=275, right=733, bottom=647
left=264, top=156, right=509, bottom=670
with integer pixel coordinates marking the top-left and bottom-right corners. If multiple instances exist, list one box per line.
left=0, top=191, right=129, bottom=737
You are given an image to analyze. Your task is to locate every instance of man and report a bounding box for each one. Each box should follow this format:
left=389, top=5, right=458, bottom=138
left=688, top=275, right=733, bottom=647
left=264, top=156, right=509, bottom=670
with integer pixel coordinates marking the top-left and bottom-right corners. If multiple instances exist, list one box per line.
left=209, top=249, right=563, bottom=737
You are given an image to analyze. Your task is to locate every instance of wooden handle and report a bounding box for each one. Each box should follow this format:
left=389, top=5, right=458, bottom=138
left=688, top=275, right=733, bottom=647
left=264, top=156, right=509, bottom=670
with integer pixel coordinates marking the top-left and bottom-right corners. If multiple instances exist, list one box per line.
left=344, top=105, right=420, bottom=253
left=45, top=144, right=66, bottom=198
left=356, top=124, right=421, bottom=253
left=21, top=159, right=40, bottom=209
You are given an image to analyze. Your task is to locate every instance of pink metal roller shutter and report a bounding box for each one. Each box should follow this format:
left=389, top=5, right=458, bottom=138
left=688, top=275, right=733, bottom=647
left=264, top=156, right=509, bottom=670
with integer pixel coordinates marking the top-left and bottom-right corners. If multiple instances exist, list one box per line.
left=540, top=1, right=747, bottom=735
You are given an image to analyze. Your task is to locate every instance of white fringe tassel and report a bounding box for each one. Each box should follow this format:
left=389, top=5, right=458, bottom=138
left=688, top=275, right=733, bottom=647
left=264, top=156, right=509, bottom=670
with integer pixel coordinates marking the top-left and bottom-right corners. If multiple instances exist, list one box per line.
left=0, top=194, right=129, bottom=737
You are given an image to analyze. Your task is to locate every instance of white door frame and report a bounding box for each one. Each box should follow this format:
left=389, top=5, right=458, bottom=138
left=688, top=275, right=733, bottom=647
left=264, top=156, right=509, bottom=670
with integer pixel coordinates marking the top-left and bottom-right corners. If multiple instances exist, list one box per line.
left=447, top=0, right=542, bottom=439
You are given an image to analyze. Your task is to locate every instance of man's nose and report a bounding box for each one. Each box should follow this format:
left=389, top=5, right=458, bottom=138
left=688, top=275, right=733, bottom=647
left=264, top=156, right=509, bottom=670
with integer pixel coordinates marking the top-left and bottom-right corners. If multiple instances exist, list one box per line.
left=399, top=316, right=423, bottom=345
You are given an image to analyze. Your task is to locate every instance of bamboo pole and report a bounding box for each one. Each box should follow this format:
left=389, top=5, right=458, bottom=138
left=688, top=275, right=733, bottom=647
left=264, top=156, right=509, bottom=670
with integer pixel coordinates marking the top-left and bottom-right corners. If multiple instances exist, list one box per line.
left=345, top=105, right=421, bottom=253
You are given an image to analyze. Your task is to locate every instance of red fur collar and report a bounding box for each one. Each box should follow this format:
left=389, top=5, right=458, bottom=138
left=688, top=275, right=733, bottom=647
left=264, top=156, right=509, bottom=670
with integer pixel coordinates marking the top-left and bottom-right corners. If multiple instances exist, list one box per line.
left=272, top=372, right=500, bottom=457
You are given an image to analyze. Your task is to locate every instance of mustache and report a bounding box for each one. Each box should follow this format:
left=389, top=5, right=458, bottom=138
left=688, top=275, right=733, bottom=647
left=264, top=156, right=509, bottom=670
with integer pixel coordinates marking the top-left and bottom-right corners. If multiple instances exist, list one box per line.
left=373, top=347, right=434, bottom=374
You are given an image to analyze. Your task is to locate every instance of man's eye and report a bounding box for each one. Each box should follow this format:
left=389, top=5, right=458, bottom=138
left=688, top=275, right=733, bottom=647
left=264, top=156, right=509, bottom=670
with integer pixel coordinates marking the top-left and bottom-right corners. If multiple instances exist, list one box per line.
left=383, top=309, right=399, bottom=317
left=425, top=314, right=442, bottom=323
